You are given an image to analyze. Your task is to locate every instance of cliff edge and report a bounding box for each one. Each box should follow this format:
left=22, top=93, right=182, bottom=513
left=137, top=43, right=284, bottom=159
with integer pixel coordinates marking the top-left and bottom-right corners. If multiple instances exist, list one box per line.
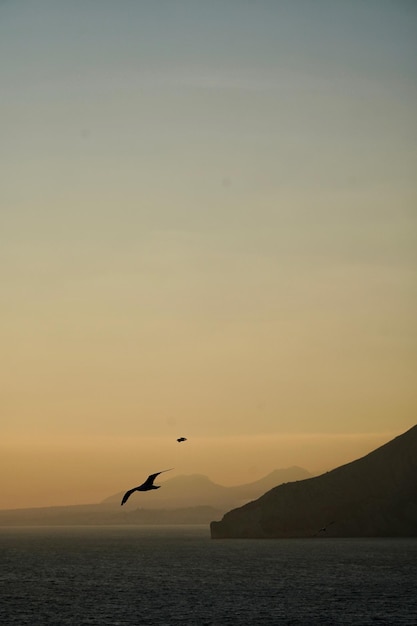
left=211, top=425, right=417, bottom=538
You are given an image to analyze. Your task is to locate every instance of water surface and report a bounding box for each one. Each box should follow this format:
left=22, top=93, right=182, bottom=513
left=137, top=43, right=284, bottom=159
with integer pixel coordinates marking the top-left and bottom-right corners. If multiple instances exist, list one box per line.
left=1, top=526, right=416, bottom=625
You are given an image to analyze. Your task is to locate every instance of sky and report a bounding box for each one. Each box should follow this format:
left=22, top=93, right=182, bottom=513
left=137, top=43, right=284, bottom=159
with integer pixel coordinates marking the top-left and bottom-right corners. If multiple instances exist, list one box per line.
left=1, top=0, right=416, bottom=509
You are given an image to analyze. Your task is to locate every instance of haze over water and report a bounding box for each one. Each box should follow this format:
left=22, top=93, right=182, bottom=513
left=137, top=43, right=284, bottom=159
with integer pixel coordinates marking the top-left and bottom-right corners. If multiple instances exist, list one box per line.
left=1, top=1, right=416, bottom=509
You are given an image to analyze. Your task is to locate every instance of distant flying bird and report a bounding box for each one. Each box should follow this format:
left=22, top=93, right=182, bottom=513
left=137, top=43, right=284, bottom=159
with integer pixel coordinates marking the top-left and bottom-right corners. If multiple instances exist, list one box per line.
left=120, top=469, right=173, bottom=506
left=314, top=521, right=336, bottom=536
left=177, top=437, right=187, bottom=443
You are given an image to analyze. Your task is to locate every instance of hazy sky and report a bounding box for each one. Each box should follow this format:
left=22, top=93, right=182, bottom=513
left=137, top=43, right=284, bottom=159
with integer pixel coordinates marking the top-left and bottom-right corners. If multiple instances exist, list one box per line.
left=1, top=1, right=416, bottom=508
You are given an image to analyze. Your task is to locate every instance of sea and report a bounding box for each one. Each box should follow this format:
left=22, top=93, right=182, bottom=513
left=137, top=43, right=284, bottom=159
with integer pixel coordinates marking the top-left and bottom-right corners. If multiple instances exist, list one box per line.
left=1, top=526, right=416, bottom=625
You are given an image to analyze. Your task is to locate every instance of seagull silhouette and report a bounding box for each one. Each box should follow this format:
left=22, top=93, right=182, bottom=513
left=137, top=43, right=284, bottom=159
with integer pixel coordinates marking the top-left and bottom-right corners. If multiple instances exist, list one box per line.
left=314, top=521, right=336, bottom=536
left=120, top=469, right=173, bottom=506
left=177, top=437, right=187, bottom=442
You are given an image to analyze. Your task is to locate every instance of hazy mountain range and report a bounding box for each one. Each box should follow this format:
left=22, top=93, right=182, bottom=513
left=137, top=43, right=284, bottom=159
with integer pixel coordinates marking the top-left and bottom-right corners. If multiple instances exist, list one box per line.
left=0, top=467, right=311, bottom=526
left=211, top=425, right=417, bottom=538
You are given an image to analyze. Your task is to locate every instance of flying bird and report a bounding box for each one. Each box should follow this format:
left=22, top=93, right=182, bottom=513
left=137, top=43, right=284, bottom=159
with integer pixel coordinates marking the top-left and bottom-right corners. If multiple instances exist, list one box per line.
left=120, top=469, right=173, bottom=506
left=314, top=521, right=336, bottom=536
left=177, top=437, right=187, bottom=442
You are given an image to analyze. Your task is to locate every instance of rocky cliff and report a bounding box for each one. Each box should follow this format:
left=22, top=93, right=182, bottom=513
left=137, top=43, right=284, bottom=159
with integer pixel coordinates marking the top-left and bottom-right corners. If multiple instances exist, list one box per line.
left=211, top=425, right=417, bottom=538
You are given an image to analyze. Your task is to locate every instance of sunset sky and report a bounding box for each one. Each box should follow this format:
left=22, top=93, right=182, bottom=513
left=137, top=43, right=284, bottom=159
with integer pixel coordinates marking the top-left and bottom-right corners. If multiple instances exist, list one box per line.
left=1, top=1, right=416, bottom=509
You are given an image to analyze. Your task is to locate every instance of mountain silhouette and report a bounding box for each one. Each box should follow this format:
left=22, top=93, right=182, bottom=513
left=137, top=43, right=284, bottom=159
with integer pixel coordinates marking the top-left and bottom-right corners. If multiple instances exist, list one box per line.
left=102, top=466, right=311, bottom=511
left=0, top=467, right=311, bottom=526
left=211, top=425, right=417, bottom=538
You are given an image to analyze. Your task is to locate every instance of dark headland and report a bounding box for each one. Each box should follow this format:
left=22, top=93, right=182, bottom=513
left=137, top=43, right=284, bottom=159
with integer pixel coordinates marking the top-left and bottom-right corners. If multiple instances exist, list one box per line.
left=210, top=424, right=417, bottom=538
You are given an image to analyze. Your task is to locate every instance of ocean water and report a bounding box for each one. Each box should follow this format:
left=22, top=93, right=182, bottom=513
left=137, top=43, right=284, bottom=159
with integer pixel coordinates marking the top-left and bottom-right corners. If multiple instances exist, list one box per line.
left=0, top=526, right=416, bottom=625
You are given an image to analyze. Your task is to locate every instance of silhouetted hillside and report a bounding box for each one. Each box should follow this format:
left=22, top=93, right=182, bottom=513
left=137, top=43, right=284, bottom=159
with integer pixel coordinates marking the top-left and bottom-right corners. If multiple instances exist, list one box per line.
left=102, top=467, right=311, bottom=510
left=211, top=425, right=417, bottom=538
left=0, top=467, right=311, bottom=526
left=0, top=503, right=224, bottom=526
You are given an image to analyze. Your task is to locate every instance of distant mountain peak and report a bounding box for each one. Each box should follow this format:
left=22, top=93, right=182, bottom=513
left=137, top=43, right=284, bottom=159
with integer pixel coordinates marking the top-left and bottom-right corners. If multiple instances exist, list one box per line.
left=100, top=467, right=311, bottom=506
left=211, top=425, right=417, bottom=538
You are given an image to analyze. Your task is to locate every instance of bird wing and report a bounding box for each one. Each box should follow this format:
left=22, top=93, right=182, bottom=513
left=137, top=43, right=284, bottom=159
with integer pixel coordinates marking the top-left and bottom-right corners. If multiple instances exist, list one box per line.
left=121, top=469, right=174, bottom=503
left=121, top=488, right=136, bottom=506
left=142, top=468, right=173, bottom=488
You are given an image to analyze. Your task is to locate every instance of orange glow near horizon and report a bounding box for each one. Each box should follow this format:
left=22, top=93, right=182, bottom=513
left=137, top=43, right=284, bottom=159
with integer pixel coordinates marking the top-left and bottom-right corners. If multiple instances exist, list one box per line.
left=1, top=431, right=403, bottom=509
left=1, top=3, right=416, bottom=511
